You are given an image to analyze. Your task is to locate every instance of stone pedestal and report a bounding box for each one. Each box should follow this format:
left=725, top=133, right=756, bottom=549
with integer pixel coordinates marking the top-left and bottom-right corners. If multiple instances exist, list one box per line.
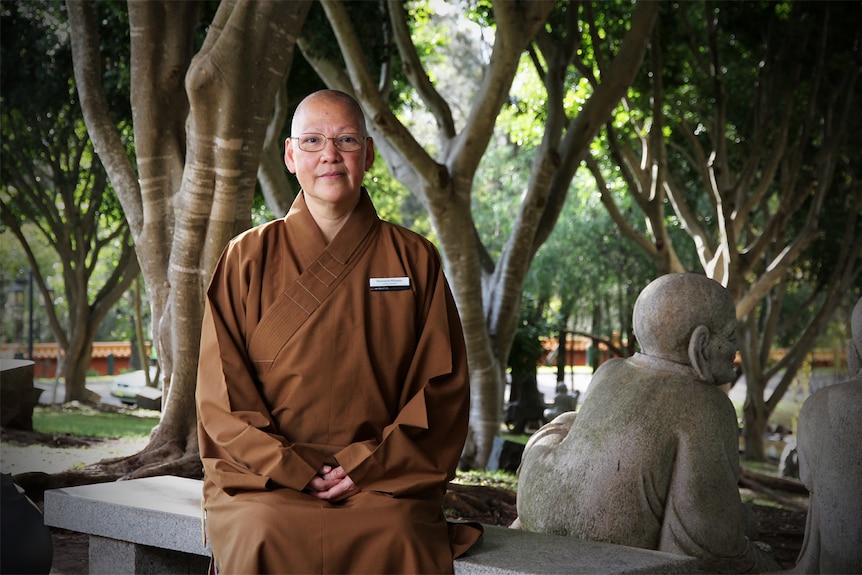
left=0, top=358, right=40, bottom=430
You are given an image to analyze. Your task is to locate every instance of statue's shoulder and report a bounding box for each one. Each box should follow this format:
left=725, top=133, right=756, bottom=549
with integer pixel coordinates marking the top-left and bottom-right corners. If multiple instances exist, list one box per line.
left=802, top=376, right=862, bottom=419
left=584, top=357, right=664, bottom=400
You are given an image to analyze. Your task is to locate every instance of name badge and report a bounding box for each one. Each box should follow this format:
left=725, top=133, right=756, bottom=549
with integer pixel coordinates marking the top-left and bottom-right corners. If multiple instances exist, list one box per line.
left=369, top=277, right=410, bottom=291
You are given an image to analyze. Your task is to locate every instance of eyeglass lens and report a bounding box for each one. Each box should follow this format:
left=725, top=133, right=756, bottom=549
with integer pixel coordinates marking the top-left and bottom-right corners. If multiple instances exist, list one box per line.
left=294, top=133, right=365, bottom=152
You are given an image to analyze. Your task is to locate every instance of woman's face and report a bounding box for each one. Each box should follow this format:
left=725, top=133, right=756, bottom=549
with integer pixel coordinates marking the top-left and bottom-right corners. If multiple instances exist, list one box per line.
left=284, top=96, right=374, bottom=215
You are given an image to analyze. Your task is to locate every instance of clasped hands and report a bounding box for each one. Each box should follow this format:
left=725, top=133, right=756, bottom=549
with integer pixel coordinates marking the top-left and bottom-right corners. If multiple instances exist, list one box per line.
left=306, top=464, right=360, bottom=502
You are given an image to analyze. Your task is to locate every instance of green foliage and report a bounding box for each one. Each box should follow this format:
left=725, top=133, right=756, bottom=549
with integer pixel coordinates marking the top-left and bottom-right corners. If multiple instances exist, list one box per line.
left=498, top=431, right=531, bottom=446
left=521, top=167, right=657, bottom=341
left=1, top=0, right=143, bottom=349
left=453, top=469, right=518, bottom=492
left=467, top=0, right=662, bottom=346
left=92, top=0, right=132, bottom=120
left=302, top=1, right=403, bottom=110
left=471, top=134, right=532, bottom=258
left=0, top=224, right=61, bottom=344
left=94, top=279, right=152, bottom=342
left=1, top=1, right=72, bottom=115
left=250, top=196, right=276, bottom=227
left=33, top=404, right=159, bottom=439
left=797, top=139, right=862, bottom=298
left=366, top=156, right=435, bottom=240
left=507, top=294, right=549, bottom=375
left=497, top=57, right=549, bottom=148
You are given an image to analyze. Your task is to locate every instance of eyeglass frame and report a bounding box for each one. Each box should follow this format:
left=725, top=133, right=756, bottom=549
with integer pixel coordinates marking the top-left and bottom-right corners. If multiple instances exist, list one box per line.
left=289, top=133, right=370, bottom=152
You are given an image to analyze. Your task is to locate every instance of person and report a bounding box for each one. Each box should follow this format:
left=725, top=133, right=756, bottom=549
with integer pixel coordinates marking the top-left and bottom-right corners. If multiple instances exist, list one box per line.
left=196, top=89, right=482, bottom=574
left=514, top=273, right=780, bottom=573
left=788, top=296, right=862, bottom=573
left=542, top=381, right=579, bottom=423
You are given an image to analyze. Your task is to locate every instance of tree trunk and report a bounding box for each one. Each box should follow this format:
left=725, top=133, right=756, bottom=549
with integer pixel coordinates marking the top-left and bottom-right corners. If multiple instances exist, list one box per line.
left=125, top=0, right=200, bottom=390
left=258, top=84, right=298, bottom=217
left=556, top=328, right=568, bottom=383
left=56, top=0, right=311, bottom=483
left=62, top=337, right=93, bottom=403
left=132, top=278, right=153, bottom=388
left=62, top=272, right=135, bottom=402
left=308, top=0, right=657, bottom=468
left=739, top=468, right=808, bottom=496
left=742, top=378, right=769, bottom=462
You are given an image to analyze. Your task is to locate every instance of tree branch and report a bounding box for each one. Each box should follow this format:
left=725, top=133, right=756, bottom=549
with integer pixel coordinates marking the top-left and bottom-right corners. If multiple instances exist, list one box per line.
left=388, top=0, right=455, bottom=140
left=319, top=0, right=446, bottom=190
left=66, top=0, right=143, bottom=232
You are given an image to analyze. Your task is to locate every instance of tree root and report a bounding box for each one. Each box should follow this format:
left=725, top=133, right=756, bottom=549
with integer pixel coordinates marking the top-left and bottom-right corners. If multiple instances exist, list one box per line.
left=739, top=468, right=809, bottom=512
left=444, top=483, right=517, bottom=525
left=739, top=468, right=808, bottom=495
left=12, top=438, right=202, bottom=503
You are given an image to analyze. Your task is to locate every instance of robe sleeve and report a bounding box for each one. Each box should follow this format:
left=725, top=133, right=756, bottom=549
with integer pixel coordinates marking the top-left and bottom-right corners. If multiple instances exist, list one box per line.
left=658, top=390, right=780, bottom=573
left=196, top=244, right=327, bottom=493
left=334, top=255, right=471, bottom=497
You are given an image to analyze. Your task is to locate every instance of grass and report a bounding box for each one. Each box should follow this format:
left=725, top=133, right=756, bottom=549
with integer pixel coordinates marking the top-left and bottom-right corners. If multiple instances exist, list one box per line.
left=454, top=469, right=518, bottom=491
left=499, top=431, right=531, bottom=445
left=32, top=404, right=159, bottom=439
left=741, top=459, right=780, bottom=476
left=732, top=399, right=805, bottom=432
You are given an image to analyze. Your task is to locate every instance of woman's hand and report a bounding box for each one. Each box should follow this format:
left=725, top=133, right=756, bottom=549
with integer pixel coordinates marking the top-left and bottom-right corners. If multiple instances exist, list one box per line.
left=306, top=465, right=360, bottom=502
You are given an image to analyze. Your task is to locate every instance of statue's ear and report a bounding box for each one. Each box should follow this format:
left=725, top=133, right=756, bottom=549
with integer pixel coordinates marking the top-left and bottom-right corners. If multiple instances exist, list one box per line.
left=689, top=325, right=714, bottom=384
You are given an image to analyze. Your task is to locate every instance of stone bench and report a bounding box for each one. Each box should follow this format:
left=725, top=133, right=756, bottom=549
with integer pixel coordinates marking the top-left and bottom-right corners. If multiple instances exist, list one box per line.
left=44, top=476, right=210, bottom=574
left=44, top=475, right=699, bottom=574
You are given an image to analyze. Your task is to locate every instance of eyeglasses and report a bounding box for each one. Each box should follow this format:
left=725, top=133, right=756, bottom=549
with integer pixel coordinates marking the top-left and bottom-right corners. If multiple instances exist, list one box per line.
left=290, top=133, right=368, bottom=152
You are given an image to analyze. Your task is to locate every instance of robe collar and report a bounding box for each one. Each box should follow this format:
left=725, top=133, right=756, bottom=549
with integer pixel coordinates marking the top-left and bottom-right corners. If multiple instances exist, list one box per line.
left=284, top=188, right=380, bottom=267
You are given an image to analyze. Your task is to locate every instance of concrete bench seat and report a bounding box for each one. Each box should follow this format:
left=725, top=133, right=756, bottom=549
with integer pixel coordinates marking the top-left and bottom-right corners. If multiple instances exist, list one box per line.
left=44, top=476, right=698, bottom=574
left=44, top=476, right=210, bottom=574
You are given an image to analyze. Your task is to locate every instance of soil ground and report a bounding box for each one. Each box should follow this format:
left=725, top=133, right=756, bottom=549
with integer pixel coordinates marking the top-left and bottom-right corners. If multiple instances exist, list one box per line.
left=2, top=430, right=807, bottom=574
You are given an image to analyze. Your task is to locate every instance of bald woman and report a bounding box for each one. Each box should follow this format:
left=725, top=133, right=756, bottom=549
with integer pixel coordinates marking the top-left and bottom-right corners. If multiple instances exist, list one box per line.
left=196, top=90, right=481, bottom=574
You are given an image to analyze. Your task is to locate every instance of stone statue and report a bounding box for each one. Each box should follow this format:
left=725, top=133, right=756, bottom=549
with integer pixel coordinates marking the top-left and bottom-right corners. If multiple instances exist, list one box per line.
left=543, top=382, right=579, bottom=423
left=514, top=273, right=780, bottom=573
left=787, top=296, right=862, bottom=573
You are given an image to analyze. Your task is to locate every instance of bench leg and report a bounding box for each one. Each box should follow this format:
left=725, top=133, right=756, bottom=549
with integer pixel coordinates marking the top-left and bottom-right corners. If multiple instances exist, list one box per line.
left=89, top=536, right=210, bottom=575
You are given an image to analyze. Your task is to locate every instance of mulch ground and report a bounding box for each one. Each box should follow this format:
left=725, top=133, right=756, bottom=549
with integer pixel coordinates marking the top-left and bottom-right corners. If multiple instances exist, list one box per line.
left=750, top=505, right=807, bottom=568
left=47, top=529, right=89, bottom=575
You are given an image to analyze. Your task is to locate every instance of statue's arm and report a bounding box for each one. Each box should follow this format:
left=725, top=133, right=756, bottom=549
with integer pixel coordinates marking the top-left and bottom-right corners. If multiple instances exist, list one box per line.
left=658, top=396, right=780, bottom=573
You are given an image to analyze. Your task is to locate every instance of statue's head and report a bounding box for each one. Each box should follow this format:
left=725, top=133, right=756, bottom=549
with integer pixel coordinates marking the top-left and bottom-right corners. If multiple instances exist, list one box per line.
left=848, top=297, right=862, bottom=375
left=633, top=273, right=738, bottom=385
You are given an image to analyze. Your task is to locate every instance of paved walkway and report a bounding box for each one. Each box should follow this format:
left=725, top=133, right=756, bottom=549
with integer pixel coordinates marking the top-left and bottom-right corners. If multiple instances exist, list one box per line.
left=534, top=370, right=592, bottom=403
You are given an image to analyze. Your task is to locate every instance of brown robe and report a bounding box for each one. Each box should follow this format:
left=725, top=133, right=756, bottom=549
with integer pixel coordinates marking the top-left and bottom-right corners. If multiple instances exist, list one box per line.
left=196, top=190, right=481, bottom=574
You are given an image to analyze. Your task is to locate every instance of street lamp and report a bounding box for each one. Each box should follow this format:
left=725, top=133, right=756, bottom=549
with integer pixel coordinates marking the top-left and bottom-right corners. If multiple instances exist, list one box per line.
left=11, top=278, right=26, bottom=307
